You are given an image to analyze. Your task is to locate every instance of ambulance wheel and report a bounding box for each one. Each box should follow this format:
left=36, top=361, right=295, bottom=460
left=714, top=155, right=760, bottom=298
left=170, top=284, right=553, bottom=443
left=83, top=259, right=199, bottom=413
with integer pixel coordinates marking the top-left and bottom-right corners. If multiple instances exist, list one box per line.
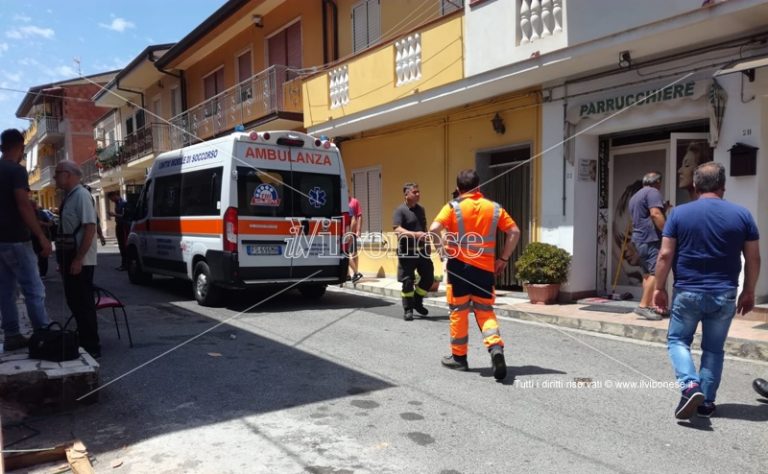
left=127, top=249, right=152, bottom=285
left=194, top=261, right=223, bottom=306
left=299, top=284, right=326, bottom=300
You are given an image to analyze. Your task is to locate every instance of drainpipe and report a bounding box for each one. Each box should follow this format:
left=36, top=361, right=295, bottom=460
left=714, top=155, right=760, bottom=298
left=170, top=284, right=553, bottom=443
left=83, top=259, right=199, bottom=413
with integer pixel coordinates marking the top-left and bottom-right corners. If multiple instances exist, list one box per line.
left=321, top=0, right=328, bottom=64
left=150, top=53, right=188, bottom=111
left=325, top=0, right=339, bottom=61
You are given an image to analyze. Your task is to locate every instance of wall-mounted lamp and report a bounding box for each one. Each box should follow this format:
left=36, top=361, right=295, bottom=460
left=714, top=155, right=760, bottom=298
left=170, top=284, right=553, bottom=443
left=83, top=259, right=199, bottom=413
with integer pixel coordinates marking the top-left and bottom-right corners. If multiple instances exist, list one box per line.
left=491, top=113, right=505, bottom=135
left=252, top=14, right=264, bottom=28
left=618, top=50, right=632, bottom=69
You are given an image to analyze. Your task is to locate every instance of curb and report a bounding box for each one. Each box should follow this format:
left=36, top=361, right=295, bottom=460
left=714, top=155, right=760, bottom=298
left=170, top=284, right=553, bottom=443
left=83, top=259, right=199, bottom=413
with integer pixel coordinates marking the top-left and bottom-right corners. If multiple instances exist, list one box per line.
left=341, top=281, right=768, bottom=363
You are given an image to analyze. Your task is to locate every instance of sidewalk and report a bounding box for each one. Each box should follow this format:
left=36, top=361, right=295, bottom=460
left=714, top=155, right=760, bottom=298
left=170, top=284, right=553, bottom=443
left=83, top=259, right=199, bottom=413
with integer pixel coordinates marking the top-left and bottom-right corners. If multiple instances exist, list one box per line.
left=339, top=277, right=768, bottom=362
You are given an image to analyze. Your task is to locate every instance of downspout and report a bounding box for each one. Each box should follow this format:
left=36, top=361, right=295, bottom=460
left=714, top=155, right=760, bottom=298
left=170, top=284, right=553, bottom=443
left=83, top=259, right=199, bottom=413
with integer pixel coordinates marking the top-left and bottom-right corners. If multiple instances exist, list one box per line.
left=150, top=52, right=188, bottom=111
left=328, top=0, right=339, bottom=60
left=321, top=0, right=328, bottom=64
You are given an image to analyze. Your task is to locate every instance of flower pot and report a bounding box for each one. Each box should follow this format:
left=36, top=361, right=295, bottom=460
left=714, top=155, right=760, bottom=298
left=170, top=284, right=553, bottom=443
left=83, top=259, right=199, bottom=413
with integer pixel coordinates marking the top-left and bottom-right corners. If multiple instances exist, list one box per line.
left=525, top=283, right=560, bottom=305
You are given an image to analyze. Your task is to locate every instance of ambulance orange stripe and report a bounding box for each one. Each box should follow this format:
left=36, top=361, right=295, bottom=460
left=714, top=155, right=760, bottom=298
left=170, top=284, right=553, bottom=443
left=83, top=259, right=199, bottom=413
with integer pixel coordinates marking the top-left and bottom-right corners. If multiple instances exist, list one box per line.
left=132, top=218, right=342, bottom=236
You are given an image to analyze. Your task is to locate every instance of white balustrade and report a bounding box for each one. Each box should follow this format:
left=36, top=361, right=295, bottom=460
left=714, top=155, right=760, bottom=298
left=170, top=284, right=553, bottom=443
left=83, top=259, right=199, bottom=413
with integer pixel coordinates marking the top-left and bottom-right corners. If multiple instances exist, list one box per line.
left=519, top=0, right=563, bottom=44
left=329, top=65, right=350, bottom=109
left=395, top=33, right=422, bottom=86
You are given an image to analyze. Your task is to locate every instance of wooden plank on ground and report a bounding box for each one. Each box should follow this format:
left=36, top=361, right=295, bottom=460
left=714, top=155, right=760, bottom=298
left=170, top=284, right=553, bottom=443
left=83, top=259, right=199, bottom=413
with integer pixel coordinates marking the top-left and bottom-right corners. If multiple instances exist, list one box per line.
left=2, top=443, right=69, bottom=471
left=65, top=440, right=95, bottom=474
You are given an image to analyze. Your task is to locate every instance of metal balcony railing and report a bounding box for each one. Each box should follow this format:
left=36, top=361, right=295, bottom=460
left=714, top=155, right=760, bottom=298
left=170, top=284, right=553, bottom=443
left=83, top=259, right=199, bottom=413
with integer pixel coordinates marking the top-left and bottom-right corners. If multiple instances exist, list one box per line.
left=123, top=123, right=172, bottom=163
left=169, top=65, right=301, bottom=146
left=97, top=141, right=124, bottom=171
left=37, top=116, right=61, bottom=137
left=81, top=158, right=100, bottom=184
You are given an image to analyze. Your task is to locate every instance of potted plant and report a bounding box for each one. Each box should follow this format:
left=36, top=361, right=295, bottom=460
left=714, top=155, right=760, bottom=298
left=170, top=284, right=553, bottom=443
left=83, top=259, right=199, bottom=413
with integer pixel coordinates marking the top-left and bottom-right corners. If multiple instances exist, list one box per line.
left=515, top=242, right=572, bottom=304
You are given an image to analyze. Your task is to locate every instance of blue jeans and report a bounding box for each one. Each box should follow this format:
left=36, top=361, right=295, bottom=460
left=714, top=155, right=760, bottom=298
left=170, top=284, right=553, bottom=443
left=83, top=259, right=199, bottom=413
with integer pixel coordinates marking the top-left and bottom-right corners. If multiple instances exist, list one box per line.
left=0, top=241, right=50, bottom=335
left=667, top=289, right=737, bottom=403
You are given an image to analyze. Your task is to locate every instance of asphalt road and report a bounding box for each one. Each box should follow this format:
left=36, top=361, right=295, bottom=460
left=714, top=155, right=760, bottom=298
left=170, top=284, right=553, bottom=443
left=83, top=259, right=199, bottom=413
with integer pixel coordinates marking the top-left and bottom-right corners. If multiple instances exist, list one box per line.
left=6, top=248, right=768, bottom=473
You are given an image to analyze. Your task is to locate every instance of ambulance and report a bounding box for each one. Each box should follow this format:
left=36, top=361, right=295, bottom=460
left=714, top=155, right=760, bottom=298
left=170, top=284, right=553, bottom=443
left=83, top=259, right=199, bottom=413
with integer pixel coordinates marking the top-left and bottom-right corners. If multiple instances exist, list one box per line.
left=126, top=131, right=350, bottom=306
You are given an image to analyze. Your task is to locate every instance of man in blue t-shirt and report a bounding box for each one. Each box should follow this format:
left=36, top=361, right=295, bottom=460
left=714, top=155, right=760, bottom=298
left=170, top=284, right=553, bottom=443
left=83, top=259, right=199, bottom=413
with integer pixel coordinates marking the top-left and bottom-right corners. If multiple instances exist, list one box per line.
left=654, top=162, right=760, bottom=420
left=628, top=171, right=667, bottom=320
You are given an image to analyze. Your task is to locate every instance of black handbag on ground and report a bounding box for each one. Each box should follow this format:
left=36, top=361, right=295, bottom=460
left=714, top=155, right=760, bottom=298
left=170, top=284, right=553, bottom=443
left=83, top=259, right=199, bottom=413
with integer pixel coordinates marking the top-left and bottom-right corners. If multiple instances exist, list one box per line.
left=28, top=321, right=80, bottom=362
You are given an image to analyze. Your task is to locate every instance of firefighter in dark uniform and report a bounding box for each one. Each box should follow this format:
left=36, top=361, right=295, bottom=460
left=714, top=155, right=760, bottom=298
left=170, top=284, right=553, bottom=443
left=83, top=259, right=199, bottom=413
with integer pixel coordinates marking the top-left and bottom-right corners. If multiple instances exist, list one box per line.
left=393, top=182, right=434, bottom=321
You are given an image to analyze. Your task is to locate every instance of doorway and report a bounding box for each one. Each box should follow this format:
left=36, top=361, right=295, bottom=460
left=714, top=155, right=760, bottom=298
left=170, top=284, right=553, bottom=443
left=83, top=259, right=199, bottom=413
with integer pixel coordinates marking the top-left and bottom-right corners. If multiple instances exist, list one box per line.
left=477, top=145, right=531, bottom=290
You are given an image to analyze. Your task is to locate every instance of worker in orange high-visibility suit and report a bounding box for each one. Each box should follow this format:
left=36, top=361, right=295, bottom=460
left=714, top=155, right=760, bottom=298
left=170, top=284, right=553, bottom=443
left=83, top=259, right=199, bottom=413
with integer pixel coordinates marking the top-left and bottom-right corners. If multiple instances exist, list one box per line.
left=429, top=169, right=520, bottom=380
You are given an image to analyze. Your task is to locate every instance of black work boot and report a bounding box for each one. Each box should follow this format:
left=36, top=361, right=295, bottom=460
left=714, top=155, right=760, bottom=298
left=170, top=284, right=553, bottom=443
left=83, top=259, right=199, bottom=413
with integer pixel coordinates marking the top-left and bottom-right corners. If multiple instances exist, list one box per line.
left=490, top=345, right=507, bottom=380
left=441, top=354, right=469, bottom=371
left=402, top=297, right=414, bottom=321
left=413, top=294, right=429, bottom=316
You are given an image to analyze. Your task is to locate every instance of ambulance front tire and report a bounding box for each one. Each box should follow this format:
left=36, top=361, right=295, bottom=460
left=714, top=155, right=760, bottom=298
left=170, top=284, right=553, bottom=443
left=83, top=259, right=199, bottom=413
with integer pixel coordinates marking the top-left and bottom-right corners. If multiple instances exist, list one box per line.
left=299, top=284, right=326, bottom=300
left=194, top=261, right=223, bottom=307
left=127, top=248, right=152, bottom=285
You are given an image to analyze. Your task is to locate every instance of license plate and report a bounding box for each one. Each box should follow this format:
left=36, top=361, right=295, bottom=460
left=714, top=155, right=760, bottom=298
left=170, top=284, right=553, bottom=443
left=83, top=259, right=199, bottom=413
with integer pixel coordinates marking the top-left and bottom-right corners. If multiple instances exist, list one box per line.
left=246, top=244, right=282, bottom=256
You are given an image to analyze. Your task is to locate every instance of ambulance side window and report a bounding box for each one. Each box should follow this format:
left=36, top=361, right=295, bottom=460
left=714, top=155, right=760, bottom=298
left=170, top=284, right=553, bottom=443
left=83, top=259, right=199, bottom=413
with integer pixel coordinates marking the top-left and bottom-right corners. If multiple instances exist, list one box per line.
left=180, top=167, right=223, bottom=216
left=237, top=167, right=289, bottom=217
left=134, top=180, right=151, bottom=220
left=153, top=174, right=182, bottom=217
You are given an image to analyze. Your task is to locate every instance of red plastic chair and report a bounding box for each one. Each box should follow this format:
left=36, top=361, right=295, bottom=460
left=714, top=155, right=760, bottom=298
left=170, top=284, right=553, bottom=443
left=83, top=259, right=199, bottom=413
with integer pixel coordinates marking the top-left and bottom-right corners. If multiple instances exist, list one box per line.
left=93, top=286, right=133, bottom=347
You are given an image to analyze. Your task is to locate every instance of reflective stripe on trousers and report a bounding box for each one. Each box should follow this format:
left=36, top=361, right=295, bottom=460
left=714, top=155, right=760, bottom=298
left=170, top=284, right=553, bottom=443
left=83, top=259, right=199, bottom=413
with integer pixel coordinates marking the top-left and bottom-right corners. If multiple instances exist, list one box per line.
left=446, top=284, right=504, bottom=356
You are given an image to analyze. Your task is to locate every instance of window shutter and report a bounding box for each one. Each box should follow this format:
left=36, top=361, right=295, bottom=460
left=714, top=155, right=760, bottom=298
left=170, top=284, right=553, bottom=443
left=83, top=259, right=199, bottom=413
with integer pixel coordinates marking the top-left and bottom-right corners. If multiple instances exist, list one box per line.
left=352, top=2, right=368, bottom=53
left=268, top=30, right=287, bottom=67
left=238, top=52, right=252, bottom=83
left=366, top=168, right=381, bottom=234
left=285, top=22, right=302, bottom=68
left=366, top=0, right=380, bottom=48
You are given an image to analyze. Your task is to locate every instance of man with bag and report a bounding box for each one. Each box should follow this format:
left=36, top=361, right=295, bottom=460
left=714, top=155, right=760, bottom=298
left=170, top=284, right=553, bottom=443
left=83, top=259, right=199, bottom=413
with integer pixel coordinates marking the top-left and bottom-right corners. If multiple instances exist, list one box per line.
left=54, top=160, right=100, bottom=358
left=0, top=129, right=51, bottom=351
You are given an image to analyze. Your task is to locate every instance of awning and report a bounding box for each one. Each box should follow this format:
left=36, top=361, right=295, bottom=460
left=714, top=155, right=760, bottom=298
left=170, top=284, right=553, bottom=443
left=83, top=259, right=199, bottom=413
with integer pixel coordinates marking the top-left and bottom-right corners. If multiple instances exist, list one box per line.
left=714, top=56, right=768, bottom=80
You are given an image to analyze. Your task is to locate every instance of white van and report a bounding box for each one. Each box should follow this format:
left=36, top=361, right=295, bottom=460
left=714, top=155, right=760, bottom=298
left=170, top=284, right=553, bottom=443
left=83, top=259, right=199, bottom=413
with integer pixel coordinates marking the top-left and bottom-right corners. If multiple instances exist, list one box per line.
left=126, top=131, right=350, bottom=306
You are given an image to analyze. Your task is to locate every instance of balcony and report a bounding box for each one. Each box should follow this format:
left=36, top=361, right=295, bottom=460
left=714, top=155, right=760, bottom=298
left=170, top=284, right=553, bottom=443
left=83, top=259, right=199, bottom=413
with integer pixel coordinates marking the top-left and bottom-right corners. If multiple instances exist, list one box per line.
left=302, top=12, right=464, bottom=130
left=169, top=65, right=303, bottom=146
left=36, top=116, right=64, bottom=145
left=29, top=166, right=55, bottom=192
left=97, top=142, right=125, bottom=176
left=82, top=158, right=100, bottom=185
left=122, top=123, right=172, bottom=165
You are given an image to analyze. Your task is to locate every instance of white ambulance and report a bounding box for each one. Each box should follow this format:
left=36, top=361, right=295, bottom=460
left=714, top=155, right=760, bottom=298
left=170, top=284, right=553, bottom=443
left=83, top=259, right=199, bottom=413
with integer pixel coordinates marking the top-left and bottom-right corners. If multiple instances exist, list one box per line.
left=126, top=131, right=350, bottom=306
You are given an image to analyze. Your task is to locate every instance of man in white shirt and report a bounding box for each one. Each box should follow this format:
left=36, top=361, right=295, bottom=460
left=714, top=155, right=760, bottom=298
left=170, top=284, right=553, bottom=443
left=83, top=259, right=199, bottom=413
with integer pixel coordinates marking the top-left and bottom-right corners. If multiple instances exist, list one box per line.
left=54, top=160, right=100, bottom=358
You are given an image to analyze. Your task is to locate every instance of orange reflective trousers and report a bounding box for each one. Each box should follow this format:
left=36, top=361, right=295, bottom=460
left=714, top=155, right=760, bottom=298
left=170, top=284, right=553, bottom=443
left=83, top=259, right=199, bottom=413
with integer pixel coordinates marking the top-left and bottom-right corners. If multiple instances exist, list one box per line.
left=446, top=283, right=503, bottom=356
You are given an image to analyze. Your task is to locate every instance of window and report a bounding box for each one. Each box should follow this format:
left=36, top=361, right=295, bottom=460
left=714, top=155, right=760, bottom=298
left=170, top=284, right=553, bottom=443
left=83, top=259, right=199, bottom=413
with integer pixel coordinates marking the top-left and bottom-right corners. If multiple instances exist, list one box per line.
left=180, top=168, right=223, bottom=216
left=126, top=117, right=134, bottom=135
left=238, top=168, right=290, bottom=218
left=134, top=180, right=151, bottom=220
left=170, top=86, right=182, bottom=117
left=294, top=172, right=340, bottom=218
left=236, top=50, right=253, bottom=102
left=203, top=67, right=225, bottom=117
left=352, top=0, right=380, bottom=53
left=135, top=110, right=146, bottom=131
left=153, top=174, right=182, bottom=217
left=351, top=166, right=381, bottom=235
left=267, top=21, right=302, bottom=68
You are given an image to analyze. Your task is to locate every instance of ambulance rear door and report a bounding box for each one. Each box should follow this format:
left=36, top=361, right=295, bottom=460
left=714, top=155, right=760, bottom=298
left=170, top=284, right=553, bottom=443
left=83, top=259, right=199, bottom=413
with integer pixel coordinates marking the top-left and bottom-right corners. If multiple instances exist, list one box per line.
left=234, top=140, right=294, bottom=282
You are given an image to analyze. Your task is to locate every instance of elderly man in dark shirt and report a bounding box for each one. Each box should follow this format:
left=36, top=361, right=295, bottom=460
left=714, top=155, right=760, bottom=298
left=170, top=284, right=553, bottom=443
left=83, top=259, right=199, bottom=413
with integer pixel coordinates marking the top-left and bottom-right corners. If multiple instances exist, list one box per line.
left=393, top=183, right=434, bottom=321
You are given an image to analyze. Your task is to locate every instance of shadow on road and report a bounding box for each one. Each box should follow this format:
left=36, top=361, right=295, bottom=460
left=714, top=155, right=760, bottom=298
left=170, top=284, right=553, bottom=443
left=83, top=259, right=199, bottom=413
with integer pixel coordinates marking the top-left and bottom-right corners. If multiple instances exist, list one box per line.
left=6, top=278, right=396, bottom=459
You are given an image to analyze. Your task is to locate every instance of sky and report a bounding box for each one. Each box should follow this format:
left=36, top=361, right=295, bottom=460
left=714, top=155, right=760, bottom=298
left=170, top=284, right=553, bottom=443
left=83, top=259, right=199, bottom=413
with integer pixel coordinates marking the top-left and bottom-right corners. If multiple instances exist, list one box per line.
left=0, top=1, right=226, bottom=133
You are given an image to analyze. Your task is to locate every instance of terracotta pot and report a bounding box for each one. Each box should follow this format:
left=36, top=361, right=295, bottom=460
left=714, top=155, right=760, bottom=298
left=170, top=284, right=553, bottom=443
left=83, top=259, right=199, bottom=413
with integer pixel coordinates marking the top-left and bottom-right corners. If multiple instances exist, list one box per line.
left=525, top=283, right=560, bottom=305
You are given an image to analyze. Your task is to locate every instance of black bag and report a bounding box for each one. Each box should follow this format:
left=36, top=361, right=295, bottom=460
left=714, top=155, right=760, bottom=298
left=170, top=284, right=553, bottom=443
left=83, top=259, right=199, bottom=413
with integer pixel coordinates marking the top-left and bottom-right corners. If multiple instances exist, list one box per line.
left=28, top=322, right=80, bottom=362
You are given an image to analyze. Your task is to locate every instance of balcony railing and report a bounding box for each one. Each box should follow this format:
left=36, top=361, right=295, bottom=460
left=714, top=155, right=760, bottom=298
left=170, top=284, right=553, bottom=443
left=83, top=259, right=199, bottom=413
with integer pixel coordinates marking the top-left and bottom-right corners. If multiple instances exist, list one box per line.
left=170, top=64, right=301, bottom=146
left=29, top=165, right=56, bottom=191
left=123, top=123, right=172, bottom=163
left=36, top=116, right=63, bottom=143
left=82, top=158, right=100, bottom=184
left=97, top=142, right=124, bottom=171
